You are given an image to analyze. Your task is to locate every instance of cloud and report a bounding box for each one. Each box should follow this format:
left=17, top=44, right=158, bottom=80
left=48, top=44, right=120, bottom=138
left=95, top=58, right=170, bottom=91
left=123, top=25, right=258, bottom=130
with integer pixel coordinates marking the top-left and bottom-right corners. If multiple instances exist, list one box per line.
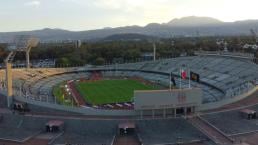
left=24, top=1, right=41, bottom=7
left=93, top=0, right=149, bottom=11
left=59, top=0, right=78, bottom=3
left=92, top=0, right=175, bottom=25
left=93, top=0, right=169, bottom=9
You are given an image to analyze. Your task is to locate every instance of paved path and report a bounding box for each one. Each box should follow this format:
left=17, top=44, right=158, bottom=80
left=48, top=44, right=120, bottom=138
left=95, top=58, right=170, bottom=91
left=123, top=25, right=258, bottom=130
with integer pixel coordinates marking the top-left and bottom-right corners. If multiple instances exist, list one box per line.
left=189, top=116, right=234, bottom=145
left=0, top=108, right=12, bottom=114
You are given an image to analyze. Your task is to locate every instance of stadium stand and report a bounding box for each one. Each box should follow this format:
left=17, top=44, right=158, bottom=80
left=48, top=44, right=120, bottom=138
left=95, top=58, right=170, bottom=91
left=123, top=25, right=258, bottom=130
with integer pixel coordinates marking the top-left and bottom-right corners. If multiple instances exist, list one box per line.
left=137, top=119, right=207, bottom=145
left=0, top=114, right=45, bottom=142
left=0, top=113, right=209, bottom=145
left=51, top=119, right=118, bottom=145
left=201, top=104, right=258, bottom=135
left=0, top=54, right=257, bottom=109
left=1, top=53, right=258, bottom=145
left=0, top=114, right=118, bottom=144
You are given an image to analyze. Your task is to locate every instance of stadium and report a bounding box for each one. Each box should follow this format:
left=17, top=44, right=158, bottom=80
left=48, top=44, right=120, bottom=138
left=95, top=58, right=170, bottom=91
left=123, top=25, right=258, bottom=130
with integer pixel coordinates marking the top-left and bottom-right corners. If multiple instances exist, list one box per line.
left=1, top=48, right=258, bottom=145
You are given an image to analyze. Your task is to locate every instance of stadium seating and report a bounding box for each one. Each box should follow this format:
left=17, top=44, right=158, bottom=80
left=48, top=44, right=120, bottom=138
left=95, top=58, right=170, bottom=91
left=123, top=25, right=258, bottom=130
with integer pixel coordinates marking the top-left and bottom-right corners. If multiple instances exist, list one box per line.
left=50, top=119, right=118, bottom=145
left=0, top=114, right=46, bottom=141
left=1, top=54, right=257, bottom=106
left=0, top=114, right=117, bottom=144
left=0, top=114, right=208, bottom=145
left=137, top=119, right=207, bottom=144
left=202, top=104, right=258, bottom=135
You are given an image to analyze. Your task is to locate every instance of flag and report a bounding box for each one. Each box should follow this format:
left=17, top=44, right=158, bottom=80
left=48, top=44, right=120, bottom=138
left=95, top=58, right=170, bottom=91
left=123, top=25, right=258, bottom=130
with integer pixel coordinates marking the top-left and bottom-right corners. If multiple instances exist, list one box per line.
left=181, top=69, right=187, bottom=80
left=190, top=71, right=200, bottom=82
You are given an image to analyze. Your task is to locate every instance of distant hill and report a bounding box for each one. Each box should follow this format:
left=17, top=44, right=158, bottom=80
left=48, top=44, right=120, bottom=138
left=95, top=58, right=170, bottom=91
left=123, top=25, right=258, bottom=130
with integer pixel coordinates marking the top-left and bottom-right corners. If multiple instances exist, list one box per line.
left=166, top=16, right=223, bottom=27
left=0, top=16, right=258, bottom=42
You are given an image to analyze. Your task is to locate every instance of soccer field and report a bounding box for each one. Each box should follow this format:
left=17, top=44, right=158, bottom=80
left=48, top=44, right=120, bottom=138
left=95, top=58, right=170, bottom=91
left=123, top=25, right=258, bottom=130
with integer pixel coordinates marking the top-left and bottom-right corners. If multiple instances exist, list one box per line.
left=75, top=79, right=156, bottom=105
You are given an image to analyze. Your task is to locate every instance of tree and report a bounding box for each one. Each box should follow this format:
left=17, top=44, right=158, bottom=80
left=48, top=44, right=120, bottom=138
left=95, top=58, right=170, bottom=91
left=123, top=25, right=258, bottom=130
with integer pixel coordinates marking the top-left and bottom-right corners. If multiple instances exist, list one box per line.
left=95, top=57, right=105, bottom=65
left=56, top=57, right=71, bottom=66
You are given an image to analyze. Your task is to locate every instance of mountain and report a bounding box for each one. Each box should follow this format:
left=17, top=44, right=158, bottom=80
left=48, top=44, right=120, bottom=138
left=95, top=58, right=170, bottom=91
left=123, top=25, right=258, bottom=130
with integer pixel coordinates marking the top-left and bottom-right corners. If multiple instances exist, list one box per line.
left=0, top=16, right=258, bottom=42
left=166, top=16, right=223, bottom=27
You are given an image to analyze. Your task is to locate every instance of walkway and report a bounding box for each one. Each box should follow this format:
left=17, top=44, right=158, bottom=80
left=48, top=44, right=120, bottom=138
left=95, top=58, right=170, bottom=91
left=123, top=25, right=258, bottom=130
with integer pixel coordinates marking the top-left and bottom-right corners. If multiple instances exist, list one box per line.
left=189, top=116, right=234, bottom=145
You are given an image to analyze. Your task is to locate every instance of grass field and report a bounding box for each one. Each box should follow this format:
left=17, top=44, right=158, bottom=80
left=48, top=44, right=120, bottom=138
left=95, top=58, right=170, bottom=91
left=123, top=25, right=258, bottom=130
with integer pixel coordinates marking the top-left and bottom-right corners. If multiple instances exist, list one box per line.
left=53, top=83, right=73, bottom=106
left=75, top=79, right=157, bottom=105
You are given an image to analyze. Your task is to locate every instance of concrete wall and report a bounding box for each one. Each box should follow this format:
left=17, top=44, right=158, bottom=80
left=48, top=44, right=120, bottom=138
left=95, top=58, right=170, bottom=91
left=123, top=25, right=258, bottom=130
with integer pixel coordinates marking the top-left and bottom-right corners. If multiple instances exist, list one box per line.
left=134, top=88, right=202, bottom=110
left=14, top=95, right=136, bottom=116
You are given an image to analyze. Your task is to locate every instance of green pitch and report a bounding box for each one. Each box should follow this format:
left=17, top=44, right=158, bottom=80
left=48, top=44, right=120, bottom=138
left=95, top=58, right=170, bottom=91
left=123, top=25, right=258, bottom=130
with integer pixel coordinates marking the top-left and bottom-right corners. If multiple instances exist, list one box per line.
left=53, top=83, right=73, bottom=106
left=75, top=79, right=156, bottom=105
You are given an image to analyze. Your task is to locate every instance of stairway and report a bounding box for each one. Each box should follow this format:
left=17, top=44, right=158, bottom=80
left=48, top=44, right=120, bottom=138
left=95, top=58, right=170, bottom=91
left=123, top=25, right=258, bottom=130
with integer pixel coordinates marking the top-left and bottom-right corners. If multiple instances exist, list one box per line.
left=189, top=116, right=234, bottom=145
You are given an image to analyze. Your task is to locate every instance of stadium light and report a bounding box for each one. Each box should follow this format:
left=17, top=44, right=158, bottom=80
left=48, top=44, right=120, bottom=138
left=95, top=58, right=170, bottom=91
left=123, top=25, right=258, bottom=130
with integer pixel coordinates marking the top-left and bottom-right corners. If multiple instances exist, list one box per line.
left=4, top=35, right=39, bottom=108
left=5, top=35, right=39, bottom=68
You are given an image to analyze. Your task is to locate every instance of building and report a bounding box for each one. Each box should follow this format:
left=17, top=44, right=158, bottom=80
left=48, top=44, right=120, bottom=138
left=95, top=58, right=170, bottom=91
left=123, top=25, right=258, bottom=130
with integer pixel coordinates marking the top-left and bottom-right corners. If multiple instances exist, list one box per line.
left=134, top=88, right=202, bottom=118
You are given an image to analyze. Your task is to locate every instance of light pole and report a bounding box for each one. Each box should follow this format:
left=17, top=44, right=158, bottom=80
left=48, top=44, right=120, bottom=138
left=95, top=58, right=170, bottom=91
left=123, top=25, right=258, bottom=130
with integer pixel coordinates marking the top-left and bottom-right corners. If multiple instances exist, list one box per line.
left=4, top=35, right=39, bottom=108
left=153, top=43, right=156, bottom=61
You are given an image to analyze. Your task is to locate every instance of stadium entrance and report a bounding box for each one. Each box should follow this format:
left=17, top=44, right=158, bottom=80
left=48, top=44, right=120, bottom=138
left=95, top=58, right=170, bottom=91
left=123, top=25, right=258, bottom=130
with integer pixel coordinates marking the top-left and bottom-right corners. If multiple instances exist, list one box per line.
left=134, top=88, right=202, bottom=118
left=137, top=106, right=197, bottom=118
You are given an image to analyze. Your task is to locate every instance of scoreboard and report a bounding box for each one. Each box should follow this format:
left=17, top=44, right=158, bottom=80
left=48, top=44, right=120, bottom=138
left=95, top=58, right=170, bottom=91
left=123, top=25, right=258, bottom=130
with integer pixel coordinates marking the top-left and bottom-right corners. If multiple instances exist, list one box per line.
left=134, top=88, right=202, bottom=110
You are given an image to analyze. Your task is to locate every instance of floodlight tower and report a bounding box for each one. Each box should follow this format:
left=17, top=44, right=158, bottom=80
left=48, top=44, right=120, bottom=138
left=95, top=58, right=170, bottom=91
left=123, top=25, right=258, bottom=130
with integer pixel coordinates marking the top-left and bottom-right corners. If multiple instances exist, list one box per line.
left=4, top=35, right=39, bottom=107
left=13, top=35, right=39, bottom=69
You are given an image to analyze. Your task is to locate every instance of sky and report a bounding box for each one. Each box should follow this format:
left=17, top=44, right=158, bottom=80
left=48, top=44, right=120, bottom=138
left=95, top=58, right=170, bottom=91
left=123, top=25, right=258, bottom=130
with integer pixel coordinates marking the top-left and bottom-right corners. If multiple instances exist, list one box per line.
left=1, top=0, right=258, bottom=32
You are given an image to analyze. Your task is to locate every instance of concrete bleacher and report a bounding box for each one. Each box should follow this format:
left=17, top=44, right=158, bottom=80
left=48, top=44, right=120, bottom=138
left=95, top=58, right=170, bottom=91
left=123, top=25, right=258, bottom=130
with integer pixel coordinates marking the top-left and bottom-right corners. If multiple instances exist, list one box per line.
left=0, top=114, right=45, bottom=142
left=202, top=104, right=258, bottom=135
left=0, top=114, right=117, bottom=144
left=0, top=112, right=210, bottom=145
left=113, top=55, right=258, bottom=102
left=6, top=68, right=82, bottom=103
left=34, top=72, right=90, bottom=102
left=137, top=119, right=207, bottom=145
left=1, top=54, right=257, bottom=106
left=52, top=119, right=118, bottom=145
left=0, top=113, right=209, bottom=145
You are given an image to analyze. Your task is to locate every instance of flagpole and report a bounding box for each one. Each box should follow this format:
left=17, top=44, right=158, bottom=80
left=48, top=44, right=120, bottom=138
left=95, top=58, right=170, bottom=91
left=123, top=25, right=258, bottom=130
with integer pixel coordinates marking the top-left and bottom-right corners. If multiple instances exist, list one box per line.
left=169, top=72, right=171, bottom=91
left=179, top=68, right=182, bottom=89
left=188, top=67, right=191, bottom=88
